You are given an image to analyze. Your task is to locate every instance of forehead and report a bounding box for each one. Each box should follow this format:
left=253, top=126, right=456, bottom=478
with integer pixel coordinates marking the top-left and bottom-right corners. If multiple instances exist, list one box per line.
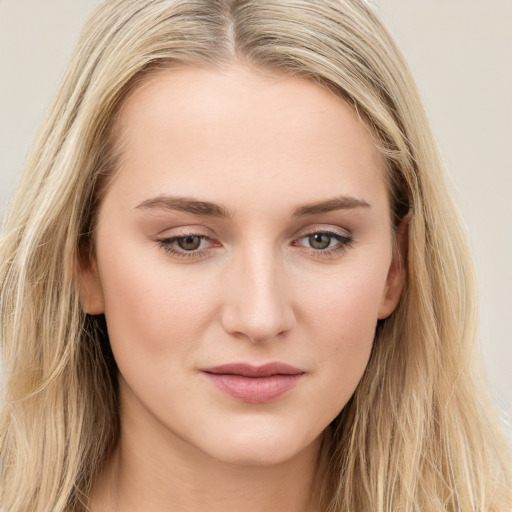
left=116, top=63, right=378, bottom=147
left=107, top=63, right=388, bottom=214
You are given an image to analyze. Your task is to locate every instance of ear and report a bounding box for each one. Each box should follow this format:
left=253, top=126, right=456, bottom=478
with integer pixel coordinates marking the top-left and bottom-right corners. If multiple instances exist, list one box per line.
left=377, top=216, right=409, bottom=319
left=78, top=241, right=105, bottom=315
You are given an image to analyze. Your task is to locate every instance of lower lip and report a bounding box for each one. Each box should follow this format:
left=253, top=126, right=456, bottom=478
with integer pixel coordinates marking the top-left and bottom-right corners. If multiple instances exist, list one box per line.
left=202, top=373, right=303, bottom=404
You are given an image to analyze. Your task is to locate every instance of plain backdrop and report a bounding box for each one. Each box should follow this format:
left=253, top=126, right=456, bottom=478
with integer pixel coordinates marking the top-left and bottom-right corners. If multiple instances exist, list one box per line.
left=0, top=0, right=511, bottom=438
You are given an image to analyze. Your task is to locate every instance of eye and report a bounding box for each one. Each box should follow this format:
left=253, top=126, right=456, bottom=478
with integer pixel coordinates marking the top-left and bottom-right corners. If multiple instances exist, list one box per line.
left=176, top=235, right=203, bottom=251
left=295, top=229, right=353, bottom=257
left=157, top=233, right=217, bottom=259
left=307, top=233, right=333, bottom=250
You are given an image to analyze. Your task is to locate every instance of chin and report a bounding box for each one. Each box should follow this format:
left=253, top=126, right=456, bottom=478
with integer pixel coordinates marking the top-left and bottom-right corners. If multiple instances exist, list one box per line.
left=197, top=424, right=321, bottom=467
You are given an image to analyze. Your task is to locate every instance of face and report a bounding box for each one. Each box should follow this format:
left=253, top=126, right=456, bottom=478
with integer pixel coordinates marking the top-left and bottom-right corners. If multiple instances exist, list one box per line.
left=81, top=64, right=404, bottom=466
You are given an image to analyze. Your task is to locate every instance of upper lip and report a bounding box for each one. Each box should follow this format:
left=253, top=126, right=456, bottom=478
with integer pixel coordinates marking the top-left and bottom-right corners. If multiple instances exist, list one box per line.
left=201, top=362, right=305, bottom=378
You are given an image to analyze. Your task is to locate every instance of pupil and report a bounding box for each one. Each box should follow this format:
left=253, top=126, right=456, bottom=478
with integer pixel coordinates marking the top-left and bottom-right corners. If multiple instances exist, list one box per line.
left=309, top=233, right=330, bottom=250
left=178, top=236, right=201, bottom=251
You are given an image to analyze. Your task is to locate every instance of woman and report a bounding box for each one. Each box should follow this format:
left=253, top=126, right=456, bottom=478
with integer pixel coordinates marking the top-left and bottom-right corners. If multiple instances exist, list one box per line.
left=0, top=0, right=510, bottom=510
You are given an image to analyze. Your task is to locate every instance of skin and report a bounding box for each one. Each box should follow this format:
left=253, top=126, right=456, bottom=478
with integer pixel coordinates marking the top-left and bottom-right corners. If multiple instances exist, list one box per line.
left=81, top=64, right=405, bottom=511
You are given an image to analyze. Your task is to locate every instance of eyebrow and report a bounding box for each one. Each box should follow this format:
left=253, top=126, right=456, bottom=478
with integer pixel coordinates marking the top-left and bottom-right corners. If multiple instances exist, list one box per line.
left=292, top=195, right=370, bottom=216
left=135, top=194, right=370, bottom=218
left=135, top=195, right=232, bottom=218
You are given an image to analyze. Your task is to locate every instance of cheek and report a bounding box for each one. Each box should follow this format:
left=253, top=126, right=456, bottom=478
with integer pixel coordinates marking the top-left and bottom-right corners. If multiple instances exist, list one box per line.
left=96, top=235, right=221, bottom=361
left=301, top=259, right=387, bottom=344
left=297, top=261, right=388, bottom=406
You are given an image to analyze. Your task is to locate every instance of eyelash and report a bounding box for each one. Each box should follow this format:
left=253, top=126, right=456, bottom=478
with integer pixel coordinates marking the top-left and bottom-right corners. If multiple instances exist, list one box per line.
left=157, top=229, right=354, bottom=260
left=157, top=234, right=215, bottom=260
left=293, top=230, right=354, bottom=257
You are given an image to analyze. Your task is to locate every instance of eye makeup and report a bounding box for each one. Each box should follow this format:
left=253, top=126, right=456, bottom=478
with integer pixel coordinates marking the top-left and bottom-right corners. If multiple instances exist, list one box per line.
left=156, top=226, right=354, bottom=261
left=293, top=229, right=354, bottom=259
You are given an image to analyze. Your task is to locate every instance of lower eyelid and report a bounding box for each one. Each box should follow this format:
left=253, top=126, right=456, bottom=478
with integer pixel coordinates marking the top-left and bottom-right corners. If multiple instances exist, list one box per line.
left=298, top=231, right=354, bottom=253
left=162, top=235, right=210, bottom=248
left=156, top=230, right=353, bottom=258
left=157, top=240, right=210, bottom=259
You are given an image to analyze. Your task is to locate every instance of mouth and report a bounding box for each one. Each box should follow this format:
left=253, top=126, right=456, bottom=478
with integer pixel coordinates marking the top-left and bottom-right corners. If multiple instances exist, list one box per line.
left=200, top=363, right=305, bottom=404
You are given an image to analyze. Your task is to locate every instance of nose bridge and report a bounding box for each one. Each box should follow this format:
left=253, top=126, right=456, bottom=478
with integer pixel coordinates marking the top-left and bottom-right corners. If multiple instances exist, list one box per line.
left=221, top=242, right=294, bottom=343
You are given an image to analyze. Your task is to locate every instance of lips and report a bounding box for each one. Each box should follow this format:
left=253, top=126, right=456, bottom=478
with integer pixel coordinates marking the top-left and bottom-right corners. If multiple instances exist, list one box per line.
left=201, top=363, right=305, bottom=403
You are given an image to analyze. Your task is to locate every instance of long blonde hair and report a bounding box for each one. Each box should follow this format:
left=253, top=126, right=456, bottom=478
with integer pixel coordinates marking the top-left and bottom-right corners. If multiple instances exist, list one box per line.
left=1, top=1, right=510, bottom=510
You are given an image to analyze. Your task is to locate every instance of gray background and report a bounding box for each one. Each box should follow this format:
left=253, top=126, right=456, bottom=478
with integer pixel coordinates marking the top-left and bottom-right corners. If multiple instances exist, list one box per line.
left=1, top=0, right=511, bottom=436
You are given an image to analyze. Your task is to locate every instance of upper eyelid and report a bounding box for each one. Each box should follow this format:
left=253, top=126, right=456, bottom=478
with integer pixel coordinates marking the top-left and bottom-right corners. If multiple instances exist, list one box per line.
left=296, top=226, right=352, bottom=240
left=157, top=225, right=352, bottom=242
left=156, top=224, right=213, bottom=237
left=157, top=230, right=354, bottom=262
left=301, top=226, right=349, bottom=234
left=159, top=229, right=352, bottom=252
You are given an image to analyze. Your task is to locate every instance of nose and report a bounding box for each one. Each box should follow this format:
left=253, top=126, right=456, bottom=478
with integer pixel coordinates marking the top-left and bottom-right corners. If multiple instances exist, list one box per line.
left=220, top=247, right=296, bottom=344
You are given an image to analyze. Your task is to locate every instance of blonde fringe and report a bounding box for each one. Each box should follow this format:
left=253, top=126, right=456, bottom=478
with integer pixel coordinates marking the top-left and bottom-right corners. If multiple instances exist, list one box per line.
left=1, top=1, right=511, bottom=510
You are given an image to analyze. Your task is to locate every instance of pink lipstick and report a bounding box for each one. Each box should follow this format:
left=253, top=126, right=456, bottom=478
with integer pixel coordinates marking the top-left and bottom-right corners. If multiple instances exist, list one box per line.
left=201, top=363, right=305, bottom=404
